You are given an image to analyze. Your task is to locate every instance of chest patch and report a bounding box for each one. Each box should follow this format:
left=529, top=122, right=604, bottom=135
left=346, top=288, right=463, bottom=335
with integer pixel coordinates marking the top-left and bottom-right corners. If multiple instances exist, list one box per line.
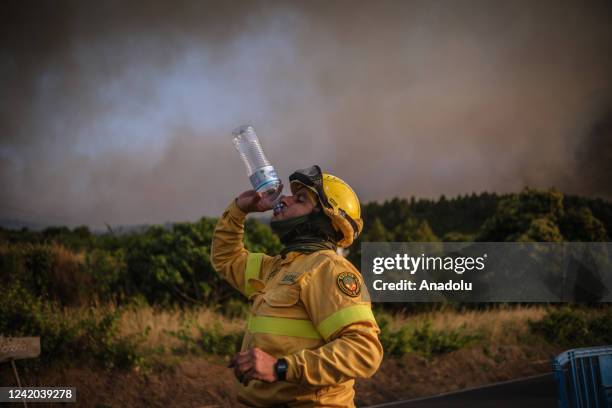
left=279, top=273, right=299, bottom=284
left=337, top=271, right=361, bottom=297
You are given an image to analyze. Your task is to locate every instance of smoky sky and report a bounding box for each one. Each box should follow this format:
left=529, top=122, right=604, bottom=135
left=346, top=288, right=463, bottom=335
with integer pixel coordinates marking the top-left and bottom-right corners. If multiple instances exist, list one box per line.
left=1, top=0, right=612, bottom=227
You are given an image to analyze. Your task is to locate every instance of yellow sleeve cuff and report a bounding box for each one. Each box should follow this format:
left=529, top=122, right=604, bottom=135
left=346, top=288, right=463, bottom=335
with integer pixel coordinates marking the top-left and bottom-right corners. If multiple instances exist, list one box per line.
left=226, top=199, right=247, bottom=221
left=282, top=354, right=300, bottom=383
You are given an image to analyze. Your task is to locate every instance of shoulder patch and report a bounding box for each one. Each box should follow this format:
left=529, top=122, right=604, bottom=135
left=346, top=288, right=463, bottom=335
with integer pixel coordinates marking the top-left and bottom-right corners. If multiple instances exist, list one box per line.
left=337, top=271, right=361, bottom=297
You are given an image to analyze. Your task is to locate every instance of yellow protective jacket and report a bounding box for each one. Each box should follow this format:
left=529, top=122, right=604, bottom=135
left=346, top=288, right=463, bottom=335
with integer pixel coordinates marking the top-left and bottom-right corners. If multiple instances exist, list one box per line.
left=211, top=200, right=383, bottom=407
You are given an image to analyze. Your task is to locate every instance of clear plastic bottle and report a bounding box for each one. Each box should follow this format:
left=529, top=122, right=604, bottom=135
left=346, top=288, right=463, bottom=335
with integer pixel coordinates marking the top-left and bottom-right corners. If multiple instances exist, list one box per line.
left=232, top=125, right=282, bottom=201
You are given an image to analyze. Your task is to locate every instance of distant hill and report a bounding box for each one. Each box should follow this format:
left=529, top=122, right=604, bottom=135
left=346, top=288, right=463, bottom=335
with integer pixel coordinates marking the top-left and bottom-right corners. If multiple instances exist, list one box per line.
left=0, top=220, right=174, bottom=235
left=0, top=217, right=49, bottom=231
left=2, top=190, right=610, bottom=242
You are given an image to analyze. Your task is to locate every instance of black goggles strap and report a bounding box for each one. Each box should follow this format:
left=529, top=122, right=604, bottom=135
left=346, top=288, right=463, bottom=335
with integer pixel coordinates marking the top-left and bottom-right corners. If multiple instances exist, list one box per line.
left=339, top=208, right=360, bottom=238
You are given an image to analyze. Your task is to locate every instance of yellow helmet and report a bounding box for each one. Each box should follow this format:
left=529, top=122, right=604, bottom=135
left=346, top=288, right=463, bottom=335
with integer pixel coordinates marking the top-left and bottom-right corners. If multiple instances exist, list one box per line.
left=289, top=165, right=363, bottom=248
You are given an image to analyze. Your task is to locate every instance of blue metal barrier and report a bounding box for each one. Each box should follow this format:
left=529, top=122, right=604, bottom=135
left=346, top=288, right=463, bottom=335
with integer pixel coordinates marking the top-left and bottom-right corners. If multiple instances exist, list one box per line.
left=553, top=345, right=612, bottom=408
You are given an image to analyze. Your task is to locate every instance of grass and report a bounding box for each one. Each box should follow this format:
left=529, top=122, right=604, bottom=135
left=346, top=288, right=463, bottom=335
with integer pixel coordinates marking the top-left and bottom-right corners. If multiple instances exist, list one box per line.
left=529, top=306, right=612, bottom=347
left=112, top=304, right=553, bottom=361
left=118, top=304, right=550, bottom=359
left=116, top=304, right=245, bottom=352
left=377, top=305, right=546, bottom=341
left=2, top=302, right=577, bottom=408
left=5, top=292, right=609, bottom=373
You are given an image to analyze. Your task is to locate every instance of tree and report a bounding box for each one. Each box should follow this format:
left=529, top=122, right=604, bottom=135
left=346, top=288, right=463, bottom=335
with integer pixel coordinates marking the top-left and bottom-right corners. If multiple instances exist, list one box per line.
left=518, top=217, right=563, bottom=242
left=394, top=218, right=439, bottom=242
left=478, top=188, right=565, bottom=242
left=365, top=218, right=391, bottom=242
left=560, top=207, right=608, bottom=241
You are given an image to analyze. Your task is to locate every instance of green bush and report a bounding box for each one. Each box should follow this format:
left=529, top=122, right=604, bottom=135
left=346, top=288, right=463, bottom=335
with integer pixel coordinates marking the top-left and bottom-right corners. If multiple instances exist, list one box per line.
left=0, top=216, right=282, bottom=307
left=85, top=248, right=128, bottom=303
left=165, top=319, right=242, bottom=356
left=0, top=283, right=148, bottom=369
left=198, top=322, right=243, bottom=355
left=377, top=315, right=413, bottom=356
left=1, top=243, right=94, bottom=306
left=590, top=313, right=612, bottom=341
left=75, top=310, right=150, bottom=370
left=529, top=307, right=612, bottom=347
left=378, top=315, right=479, bottom=357
left=220, top=298, right=249, bottom=319
left=410, top=321, right=479, bottom=355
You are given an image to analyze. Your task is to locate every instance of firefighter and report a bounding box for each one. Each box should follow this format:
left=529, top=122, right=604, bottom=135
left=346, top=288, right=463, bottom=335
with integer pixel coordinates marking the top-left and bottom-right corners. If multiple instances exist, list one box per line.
left=211, top=165, right=383, bottom=407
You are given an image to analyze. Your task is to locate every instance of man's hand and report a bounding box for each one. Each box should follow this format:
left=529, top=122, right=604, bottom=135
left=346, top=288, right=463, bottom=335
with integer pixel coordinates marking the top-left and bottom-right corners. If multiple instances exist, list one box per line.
left=228, top=347, right=278, bottom=386
left=235, top=183, right=283, bottom=213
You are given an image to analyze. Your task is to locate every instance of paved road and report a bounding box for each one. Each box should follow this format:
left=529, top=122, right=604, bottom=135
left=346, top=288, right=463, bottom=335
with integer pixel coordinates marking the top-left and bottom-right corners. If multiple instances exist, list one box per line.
left=367, top=373, right=557, bottom=408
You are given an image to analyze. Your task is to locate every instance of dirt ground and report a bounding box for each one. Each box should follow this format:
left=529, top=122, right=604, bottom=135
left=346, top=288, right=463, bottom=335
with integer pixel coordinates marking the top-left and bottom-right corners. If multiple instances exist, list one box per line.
left=0, top=341, right=561, bottom=408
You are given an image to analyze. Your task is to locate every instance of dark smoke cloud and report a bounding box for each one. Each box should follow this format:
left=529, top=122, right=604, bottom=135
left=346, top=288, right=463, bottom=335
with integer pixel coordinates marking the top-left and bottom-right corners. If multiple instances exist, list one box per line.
left=1, top=0, right=611, bottom=227
left=569, top=108, right=612, bottom=198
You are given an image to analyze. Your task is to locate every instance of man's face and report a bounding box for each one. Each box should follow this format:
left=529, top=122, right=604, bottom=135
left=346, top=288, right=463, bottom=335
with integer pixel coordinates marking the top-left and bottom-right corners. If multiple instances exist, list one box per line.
left=271, top=186, right=318, bottom=221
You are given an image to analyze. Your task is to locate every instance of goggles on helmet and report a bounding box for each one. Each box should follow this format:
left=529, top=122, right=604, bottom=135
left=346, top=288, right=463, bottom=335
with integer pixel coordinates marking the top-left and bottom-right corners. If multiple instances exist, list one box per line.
left=289, top=165, right=332, bottom=209
left=289, top=165, right=361, bottom=245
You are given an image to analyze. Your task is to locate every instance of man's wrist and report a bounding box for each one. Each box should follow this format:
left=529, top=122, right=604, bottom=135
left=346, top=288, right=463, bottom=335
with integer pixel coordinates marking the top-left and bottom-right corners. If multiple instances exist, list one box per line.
left=274, top=358, right=288, bottom=381
left=230, top=199, right=248, bottom=217
left=234, top=198, right=248, bottom=213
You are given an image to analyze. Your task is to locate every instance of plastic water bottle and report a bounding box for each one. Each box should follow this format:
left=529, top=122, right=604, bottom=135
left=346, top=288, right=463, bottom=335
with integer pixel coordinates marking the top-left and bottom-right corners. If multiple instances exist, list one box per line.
left=232, top=125, right=282, bottom=201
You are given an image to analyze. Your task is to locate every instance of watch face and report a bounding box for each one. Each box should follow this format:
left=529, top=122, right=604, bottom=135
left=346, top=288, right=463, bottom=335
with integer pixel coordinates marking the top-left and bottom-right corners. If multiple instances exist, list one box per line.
left=275, top=359, right=288, bottom=380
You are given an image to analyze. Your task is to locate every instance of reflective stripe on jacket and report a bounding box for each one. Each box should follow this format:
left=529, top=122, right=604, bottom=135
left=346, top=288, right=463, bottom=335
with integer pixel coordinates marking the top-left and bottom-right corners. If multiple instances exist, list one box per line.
left=211, top=200, right=383, bottom=407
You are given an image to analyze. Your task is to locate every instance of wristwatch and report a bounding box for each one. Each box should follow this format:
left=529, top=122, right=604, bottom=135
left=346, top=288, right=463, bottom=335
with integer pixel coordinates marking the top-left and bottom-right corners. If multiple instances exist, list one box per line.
left=274, top=358, right=288, bottom=381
